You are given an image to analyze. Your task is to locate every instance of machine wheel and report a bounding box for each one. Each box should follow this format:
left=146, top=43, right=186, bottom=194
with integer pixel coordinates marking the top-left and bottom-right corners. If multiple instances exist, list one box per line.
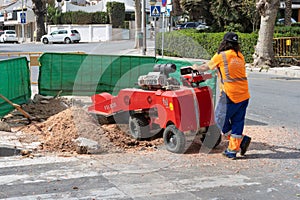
left=42, top=38, right=49, bottom=44
left=64, top=37, right=71, bottom=44
left=163, top=125, right=186, bottom=154
left=90, top=113, right=114, bottom=125
left=200, top=125, right=221, bottom=149
left=129, top=114, right=149, bottom=140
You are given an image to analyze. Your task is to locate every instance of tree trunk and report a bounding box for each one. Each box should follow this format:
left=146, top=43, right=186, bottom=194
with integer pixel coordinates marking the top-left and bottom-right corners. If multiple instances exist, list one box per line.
left=284, top=0, right=292, bottom=26
left=253, top=0, right=280, bottom=69
left=134, top=0, right=142, bottom=49
left=172, top=0, right=184, bottom=16
left=32, top=0, right=46, bottom=42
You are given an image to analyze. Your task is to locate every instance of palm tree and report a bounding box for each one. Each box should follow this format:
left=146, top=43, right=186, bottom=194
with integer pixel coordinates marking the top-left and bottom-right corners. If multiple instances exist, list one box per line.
left=210, top=0, right=252, bottom=32
left=180, top=0, right=210, bottom=21
left=284, top=0, right=292, bottom=26
left=253, top=0, right=280, bottom=69
left=32, top=0, right=47, bottom=41
left=134, top=0, right=142, bottom=49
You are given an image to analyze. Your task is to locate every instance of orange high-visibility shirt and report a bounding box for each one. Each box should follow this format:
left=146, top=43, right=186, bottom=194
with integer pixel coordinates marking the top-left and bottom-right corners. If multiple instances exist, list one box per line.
left=207, top=49, right=250, bottom=103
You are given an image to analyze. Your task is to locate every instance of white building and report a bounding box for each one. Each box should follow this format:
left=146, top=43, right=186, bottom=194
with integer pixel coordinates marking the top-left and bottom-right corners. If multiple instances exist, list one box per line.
left=61, top=0, right=136, bottom=13
left=0, top=0, right=35, bottom=42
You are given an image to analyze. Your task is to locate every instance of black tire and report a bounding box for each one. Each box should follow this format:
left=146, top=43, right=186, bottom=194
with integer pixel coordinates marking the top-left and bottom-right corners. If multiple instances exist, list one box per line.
left=90, top=113, right=114, bottom=125
left=64, top=37, right=71, bottom=44
left=129, top=114, right=150, bottom=140
left=163, top=125, right=186, bottom=153
left=42, top=38, right=49, bottom=44
left=200, top=125, right=221, bottom=149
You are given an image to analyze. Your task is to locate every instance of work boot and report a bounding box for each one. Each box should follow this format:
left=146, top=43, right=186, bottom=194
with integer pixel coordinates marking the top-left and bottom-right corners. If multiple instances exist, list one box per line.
left=240, top=135, right=251, bottom=156
left=222, top=149, right=236, bottom=160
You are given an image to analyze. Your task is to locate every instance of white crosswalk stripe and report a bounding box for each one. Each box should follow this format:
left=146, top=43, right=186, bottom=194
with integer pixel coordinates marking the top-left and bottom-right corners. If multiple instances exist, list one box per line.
left=0, top=154, right=262, bottom=200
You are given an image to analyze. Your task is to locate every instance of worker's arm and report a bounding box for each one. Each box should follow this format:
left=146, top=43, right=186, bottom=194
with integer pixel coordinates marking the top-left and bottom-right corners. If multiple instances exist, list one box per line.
left=192, top=63, right=210, bottom=72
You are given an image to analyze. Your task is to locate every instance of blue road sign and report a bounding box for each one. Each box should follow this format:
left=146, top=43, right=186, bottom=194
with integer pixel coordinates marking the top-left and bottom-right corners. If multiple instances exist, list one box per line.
left=20, top=13, right=26, bottom=24
left=165, top=8, right=170, bottom=17
left=150, top=6, right=161, bottom=17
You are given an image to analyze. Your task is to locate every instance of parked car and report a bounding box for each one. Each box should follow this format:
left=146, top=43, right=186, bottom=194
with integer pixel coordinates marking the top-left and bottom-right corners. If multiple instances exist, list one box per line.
left=175, top=22, right=200, bottom=30
left=196, top=23, right=210, bottom=31
left=41, top=29, right=81, bottom=44
left=277, top=18, right=297, bottom=25
left=0, top=30, right=18, bottom=43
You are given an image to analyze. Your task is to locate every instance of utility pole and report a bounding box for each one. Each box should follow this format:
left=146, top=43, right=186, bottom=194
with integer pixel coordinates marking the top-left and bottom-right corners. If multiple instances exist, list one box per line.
left=142, top=0, right=146, bottom=55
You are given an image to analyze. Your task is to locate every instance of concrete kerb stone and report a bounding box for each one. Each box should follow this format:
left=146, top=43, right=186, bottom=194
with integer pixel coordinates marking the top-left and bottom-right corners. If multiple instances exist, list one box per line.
left=247, top=65, right=300, bottom=78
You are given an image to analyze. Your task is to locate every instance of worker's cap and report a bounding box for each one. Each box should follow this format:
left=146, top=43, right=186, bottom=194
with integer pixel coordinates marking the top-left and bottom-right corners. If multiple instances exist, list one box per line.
left=223, top=32, right=239, bottom=43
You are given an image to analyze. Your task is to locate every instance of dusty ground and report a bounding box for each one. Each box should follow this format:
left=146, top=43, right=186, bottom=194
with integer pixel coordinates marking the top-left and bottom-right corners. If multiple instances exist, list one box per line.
left=2, top=95, right=163, bottom=155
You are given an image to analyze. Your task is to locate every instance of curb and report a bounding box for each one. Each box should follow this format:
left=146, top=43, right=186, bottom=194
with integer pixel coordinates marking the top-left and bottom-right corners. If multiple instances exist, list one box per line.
left=247, top=65, right=300, bottom=78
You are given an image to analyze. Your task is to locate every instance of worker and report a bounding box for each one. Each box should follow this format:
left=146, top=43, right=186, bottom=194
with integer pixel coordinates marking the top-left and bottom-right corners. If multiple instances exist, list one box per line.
left=193, top=32, right=251, bottom=159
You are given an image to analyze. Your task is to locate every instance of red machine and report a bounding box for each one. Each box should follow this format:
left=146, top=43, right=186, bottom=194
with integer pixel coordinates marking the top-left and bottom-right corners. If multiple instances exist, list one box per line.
left=88, top=64, right=221, bottom=153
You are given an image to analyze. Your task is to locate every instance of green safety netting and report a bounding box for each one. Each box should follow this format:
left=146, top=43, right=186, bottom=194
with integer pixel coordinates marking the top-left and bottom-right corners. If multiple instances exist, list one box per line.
left=0, top=57, right=31, bottom=118
left=38, top=53, right=156, bottom=96
left=38, top=53, right=216, bottom=100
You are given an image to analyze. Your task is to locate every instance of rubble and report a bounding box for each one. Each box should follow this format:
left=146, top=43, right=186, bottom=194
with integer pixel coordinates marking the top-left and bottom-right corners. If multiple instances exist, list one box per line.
left=0, top=121, right=11, bottom=132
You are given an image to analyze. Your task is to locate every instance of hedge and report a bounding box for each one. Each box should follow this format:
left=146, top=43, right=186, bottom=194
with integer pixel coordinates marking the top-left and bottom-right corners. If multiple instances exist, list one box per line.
left=156, top=30, right=258, bottom=63
left=60, top=11, right=108, bottom=24
left=107, top=2, right=125, bottom=28
left=157, top=28, right=299, bottom=63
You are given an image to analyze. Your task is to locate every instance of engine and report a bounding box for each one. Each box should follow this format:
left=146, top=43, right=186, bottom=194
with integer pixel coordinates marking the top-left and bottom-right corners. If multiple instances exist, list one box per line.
left=137, top=63, right=178, bottom=90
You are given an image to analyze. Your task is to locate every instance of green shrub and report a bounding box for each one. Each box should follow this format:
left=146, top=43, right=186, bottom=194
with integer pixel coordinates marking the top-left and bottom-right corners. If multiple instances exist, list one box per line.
left=72, top=11, right=93, bottom=24
left=59, top=11, right=108, bottom=24
left=224, top=23, right=244, bottom=32
left=107, top=2, right=125, bottom=28
left=92, top=12, right=109, bottom=24
left=156, top=30, right=258, bottom=63
left=274, top=26, right=300, bottom=37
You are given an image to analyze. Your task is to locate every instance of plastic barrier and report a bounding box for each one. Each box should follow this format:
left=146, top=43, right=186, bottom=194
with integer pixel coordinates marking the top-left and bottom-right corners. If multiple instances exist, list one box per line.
left=0, top=57, right=31, bottom=118
left=38, top=53, right=156, bottom=96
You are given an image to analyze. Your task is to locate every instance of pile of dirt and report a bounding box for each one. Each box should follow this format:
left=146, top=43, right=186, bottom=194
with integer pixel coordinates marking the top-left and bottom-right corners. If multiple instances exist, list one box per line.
left=3, top=96, right=72, bottom=126
left=9, top=95, right=163, bottom=154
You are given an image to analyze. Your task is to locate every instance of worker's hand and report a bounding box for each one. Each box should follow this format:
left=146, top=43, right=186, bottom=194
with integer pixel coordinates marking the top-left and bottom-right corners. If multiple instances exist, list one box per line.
left=192, top=63, right=209, bottom=72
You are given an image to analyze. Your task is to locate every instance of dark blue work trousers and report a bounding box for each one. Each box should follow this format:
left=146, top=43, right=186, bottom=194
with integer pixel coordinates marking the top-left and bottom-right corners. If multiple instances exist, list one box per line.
left=215, top=92, right=249, bottom=136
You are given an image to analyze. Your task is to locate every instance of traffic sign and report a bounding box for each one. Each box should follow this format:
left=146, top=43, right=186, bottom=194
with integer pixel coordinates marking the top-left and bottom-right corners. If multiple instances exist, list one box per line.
left=165, top=8, right=170, bottom=17
left=150, top=6, right=161, bottom=17
left=20, top=12, right=26, bottom=24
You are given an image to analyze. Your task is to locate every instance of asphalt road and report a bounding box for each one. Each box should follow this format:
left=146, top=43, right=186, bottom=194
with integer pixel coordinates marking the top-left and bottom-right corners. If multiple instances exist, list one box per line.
left=0, top=40, right=152, bottom=55
left=1, top=41, right=300, bottom=199
left=247, top=72, right=300, bottom=130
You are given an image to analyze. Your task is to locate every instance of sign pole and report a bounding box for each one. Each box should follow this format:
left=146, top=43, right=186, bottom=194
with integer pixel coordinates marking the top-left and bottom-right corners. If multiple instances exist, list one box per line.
left=162, top=12, right=164, bottom=58
left=154, top=18, right=156, bottom=57
left=21, top=0, right=25, bottom=43
left=142, top=0, right=146, bottom=55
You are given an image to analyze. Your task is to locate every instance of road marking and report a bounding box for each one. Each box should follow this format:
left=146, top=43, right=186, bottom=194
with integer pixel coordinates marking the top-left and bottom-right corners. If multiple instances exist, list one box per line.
left=177, top=174, right=261, bottom=191
left=2, top=187, right=127, bottom=200
left=0, top=156, right=261, bottom=199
